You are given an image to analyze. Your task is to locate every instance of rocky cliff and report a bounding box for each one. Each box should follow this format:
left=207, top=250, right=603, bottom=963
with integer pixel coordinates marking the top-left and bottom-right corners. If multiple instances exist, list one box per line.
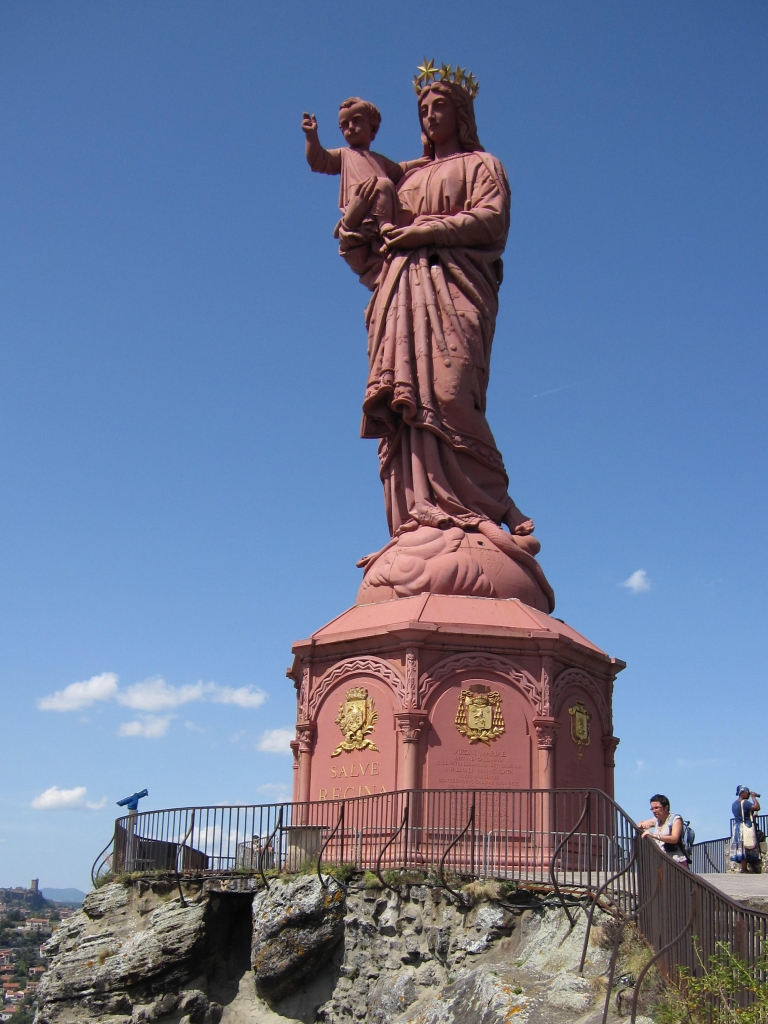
left=35, top=876, right=654, bottom=1024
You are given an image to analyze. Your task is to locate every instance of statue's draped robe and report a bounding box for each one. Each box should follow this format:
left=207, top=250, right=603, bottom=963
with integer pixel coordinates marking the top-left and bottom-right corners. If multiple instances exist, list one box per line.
left=341, top=151, right=516, bottom=537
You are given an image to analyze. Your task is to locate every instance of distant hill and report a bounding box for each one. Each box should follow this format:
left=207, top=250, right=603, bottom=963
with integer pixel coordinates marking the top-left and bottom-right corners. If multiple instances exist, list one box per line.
left=41, top=888, right=87, bottom=905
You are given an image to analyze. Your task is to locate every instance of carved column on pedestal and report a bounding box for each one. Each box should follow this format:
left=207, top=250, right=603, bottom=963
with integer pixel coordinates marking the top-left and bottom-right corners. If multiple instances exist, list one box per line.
left=394, top=711, right=429, bottom=791
left=533, top=716, right=560, bottom=868
left=602, top=735, right=620, bottom=798
left=404, top=647, right=420, bottom=708
left=533, top=717, right=560, bottom=789
left=295, top=721, right=316, bottom=807
left=290, top=739, right=300, bottom=802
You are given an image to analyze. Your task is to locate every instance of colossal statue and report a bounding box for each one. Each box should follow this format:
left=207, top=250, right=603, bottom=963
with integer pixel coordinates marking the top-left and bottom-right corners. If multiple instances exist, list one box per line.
left=305, top=63, right=554, bottom=612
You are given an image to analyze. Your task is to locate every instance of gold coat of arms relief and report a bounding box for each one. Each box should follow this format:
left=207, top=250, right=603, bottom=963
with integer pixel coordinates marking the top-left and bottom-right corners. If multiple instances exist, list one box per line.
left=568, top=701, right=591, bottom=758
left=455, top=685, right=505, bottom=745
left=331, top=686, right=379, bottom=757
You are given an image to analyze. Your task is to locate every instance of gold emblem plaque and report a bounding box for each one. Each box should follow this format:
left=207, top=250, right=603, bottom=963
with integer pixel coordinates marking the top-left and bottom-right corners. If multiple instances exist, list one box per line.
left=455, top=685, right=505, bottom=745
left=568, top=701, right=591, bottom=758
left=331, top=686, right=379, bottom=757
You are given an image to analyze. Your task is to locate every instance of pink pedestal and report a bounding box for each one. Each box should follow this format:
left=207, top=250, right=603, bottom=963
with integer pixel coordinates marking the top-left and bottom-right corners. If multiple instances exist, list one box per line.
left=288, top=595, right=624, bottom=804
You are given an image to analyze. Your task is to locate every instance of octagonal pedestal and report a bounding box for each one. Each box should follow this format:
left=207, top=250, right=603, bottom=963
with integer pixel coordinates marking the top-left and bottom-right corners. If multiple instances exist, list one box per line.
left=288, top=595, right=623, bottom=804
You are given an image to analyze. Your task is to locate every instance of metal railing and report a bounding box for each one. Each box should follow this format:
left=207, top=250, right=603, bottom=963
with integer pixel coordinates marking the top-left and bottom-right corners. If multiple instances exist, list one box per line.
left=93, top=788, right=768, bottom=1022
left=691, top=836, right=729, bottom=874
left=104, top=789, right=637, bottom=907
left=690, top=813, right=767, bottom=874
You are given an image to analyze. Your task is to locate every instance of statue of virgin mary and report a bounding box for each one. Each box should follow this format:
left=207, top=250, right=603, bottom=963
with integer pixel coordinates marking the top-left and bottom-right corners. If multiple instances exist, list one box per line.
left=334, top=65, right=555, bottom=611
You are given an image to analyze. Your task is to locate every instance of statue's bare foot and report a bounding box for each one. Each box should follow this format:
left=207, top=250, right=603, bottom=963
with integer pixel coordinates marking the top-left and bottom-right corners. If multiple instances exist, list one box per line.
left=511, top=534, right=541, bottom=557
left=504, top=505, right=535, bottom=536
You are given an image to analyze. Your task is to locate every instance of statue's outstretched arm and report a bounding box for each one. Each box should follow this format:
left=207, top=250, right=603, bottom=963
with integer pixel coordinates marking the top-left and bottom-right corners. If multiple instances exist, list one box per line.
left=301, top=112, right=341, bottom=174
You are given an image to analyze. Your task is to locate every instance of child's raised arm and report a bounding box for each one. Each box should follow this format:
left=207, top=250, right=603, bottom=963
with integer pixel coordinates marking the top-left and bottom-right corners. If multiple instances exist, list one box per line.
left=302, top=112, right=341, bottom=174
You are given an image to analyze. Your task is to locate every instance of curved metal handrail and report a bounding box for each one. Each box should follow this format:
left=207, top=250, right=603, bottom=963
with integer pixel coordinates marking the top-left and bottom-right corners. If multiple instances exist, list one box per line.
left=91, top=836, right=114, bottom=887
left=258, top=807, right=283, bottom=890
left=375, top=800, right=410, bottom=893
left=317, top=803, right=345, bottom=889
left=437, top=796, right=475, bottom=903
left=629, top=887, right=697, bottom=1024
left=579, top=827, right=640, bottom=972
left=173, top=812, right=195, bottom=906
left=548, top=792, right=590, bottom=928
left=598, top=863, right=663, bottom=1024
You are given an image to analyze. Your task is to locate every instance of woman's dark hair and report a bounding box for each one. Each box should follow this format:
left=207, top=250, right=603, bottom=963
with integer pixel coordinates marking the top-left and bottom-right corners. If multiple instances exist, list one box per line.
left=418, top=80, right=483, bottom=158
left=339, top=97, right=381, bottom=139
left=650, top=794, right=670, bottom=809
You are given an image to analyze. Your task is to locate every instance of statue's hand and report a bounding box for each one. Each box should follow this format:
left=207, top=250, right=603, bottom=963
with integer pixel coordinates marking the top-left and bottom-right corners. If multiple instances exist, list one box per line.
left=514, top=519, right=535, bottom=536
left=343, top=176, right=378, bottom=230
left=301, top=112, right=318, bottom=137
left=383, top=223, right=435, bottom=250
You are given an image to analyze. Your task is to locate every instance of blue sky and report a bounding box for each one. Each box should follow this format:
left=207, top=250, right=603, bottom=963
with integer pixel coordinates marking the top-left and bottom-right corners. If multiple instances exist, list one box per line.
left=1, top=1, right=766, bottom=889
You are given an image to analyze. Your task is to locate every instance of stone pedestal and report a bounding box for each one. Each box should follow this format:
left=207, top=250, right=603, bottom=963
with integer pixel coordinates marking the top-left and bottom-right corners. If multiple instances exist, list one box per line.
left=288, top=594, right=624, bottom=804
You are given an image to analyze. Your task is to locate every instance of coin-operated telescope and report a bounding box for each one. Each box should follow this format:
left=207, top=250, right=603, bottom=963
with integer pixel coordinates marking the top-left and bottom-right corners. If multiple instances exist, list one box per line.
left=116, top=789, right=148, bottom=812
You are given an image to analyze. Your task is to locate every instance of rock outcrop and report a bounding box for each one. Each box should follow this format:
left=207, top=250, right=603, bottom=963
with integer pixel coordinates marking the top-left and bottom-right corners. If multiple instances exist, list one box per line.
left=35, top=877, right=655, bottom=1024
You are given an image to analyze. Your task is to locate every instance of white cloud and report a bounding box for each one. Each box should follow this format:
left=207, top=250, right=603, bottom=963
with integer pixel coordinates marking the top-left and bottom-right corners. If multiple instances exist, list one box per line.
left=257, top=783, right=292, bottom=801
left=118, top=678, right=207, bottom=711
left=257, top=728, right=294, bottom=755
left=39, top=672, right=267, bottom=719
left=634, top=760, right=647, bottom=775
left=118, top=715, right=174, bottom=739
left=621, top=569, right=651, bottom=593
left=117, top=678, right=267, bottom=711
left=31, top=786, right=106, bottom=811
left=210, top=686, right=266, bottom=709
left=184, top=721, right=205, bottom=733
left=37, top=672, right=119, bottom=712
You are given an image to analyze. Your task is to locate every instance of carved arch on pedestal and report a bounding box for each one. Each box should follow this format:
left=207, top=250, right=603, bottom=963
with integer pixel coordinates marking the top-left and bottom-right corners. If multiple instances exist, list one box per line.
left=419, top=652, right=542, bottom=716
left=308, top=656, right=407, bottom=721
left=551, top=668, right=611, bottom=734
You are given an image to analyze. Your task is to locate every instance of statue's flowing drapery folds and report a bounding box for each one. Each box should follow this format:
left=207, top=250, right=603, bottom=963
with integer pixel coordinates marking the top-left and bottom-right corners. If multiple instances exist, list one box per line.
left=340, top=152, right=516, bottom=537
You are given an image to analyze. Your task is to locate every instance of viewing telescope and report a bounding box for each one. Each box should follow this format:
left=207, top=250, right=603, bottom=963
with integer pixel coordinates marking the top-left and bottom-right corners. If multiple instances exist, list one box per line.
left=116, top=789, right=149, bottom=811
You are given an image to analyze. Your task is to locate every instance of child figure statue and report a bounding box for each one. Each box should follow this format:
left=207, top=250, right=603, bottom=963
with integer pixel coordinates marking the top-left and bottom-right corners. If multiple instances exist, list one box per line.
left=302, top=98, right=406, bottom=288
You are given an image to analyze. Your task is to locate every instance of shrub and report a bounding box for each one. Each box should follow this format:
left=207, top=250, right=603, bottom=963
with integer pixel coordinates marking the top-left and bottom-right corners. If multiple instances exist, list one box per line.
left=654, top=941, right=768, bottom=1024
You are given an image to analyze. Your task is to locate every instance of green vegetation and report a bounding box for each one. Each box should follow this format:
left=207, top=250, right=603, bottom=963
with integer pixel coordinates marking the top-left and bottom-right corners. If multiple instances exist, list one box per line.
left=654, top=942, right=768, bottom=1024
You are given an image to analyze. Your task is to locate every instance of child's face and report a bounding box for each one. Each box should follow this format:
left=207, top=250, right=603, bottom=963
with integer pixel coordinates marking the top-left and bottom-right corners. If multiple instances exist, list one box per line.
left=339, top=104, right=374, bottom=149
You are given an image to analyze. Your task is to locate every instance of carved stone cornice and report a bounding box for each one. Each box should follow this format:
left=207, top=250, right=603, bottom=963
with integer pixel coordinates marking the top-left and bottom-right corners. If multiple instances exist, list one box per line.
left=602, top=735, right=620, bottom=767
left=290, top=739, right=300, bottom=768
left=295, top=721, right=316, bottom=754
left=394, top=710, right=429, bottom=744
left=533, top=717, right=560, bottom=749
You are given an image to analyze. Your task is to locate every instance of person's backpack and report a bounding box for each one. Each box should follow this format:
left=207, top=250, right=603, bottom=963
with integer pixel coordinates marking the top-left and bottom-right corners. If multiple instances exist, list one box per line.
left=680, top=820, right=695, bottom=862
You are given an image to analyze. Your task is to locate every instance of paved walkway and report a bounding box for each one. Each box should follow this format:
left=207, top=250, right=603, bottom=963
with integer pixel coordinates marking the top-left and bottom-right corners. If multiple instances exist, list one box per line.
left=699, top=872, right=768, bottom=910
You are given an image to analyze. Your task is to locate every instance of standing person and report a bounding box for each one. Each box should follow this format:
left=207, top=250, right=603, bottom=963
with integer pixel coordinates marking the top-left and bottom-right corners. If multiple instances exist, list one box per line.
left=730, top=786, right=762, bottom=873
left=637, top=794, right=689, bottom=868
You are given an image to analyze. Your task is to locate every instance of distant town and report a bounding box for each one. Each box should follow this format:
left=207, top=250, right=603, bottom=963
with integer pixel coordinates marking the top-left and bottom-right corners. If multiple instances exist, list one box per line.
left=0, top=881, right=83, bottom=1024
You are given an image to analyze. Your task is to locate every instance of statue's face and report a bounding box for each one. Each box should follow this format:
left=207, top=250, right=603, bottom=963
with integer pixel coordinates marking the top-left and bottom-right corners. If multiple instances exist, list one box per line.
left=419, top=89, right=458, bottom=147
left=339, top=104, right=375, bottom=149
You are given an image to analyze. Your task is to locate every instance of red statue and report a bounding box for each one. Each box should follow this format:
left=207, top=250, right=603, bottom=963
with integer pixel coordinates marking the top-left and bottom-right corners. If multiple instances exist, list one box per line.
left=304, top=64, right=554, bottom=612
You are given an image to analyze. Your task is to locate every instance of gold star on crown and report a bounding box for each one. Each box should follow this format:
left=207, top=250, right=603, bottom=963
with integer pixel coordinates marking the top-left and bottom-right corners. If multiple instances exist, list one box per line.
left=413, top=58, right=479, bottom=100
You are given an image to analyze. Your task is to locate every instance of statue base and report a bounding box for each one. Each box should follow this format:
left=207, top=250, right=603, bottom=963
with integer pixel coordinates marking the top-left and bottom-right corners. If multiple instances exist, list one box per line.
left=288, top=594, right=623, bottom=805
left=357, top=526, right=555, bottom=613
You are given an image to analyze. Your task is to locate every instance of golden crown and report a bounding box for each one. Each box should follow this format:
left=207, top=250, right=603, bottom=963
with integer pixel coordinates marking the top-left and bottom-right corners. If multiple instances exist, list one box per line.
left=413, top=59, right=479, bottom=100
left=345, top=687, right=368, bottom=701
